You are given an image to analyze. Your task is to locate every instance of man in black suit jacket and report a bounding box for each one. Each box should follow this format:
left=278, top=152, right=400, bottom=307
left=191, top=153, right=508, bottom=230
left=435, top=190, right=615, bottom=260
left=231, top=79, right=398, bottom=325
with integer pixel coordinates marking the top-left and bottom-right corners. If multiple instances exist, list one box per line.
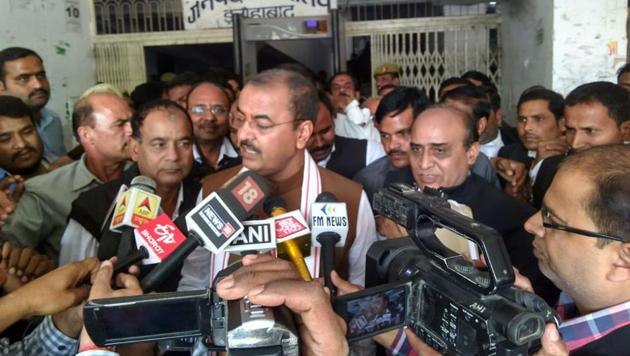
left=307, top=92, right=385, bottom=179
left=353, top=86, right=430, bottom=203
left=498, top=88, right=567, bottom=168
left=532, top=82, right=630, bottom=208
left=384, top=105, right=558, bottom=303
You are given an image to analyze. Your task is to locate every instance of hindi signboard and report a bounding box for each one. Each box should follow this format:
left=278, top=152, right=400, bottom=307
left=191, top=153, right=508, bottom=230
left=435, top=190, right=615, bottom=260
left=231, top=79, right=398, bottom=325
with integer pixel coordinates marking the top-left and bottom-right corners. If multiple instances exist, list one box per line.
left=183, top=0, right=337, bottom=29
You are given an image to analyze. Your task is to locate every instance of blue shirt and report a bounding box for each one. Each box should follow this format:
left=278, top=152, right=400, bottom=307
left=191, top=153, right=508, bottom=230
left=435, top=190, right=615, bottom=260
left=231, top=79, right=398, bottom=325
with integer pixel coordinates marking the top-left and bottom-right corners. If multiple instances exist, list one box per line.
left=38, top=108, right=66, bottom=161
left=0, top=316, right=78, bottom=356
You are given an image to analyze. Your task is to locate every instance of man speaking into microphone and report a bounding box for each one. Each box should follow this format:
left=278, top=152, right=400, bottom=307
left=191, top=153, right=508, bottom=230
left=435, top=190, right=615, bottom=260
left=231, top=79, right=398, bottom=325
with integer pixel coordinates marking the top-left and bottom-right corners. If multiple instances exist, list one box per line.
left=178, top=69, right=378, bottom=290
left=59, top=100, right=201, bottom=291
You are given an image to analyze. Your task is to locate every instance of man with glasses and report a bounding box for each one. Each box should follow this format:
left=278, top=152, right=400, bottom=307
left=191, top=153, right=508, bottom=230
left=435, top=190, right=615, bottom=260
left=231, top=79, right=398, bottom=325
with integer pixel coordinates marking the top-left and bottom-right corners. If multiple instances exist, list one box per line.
left=186, top=79, right=240, bottom=181
left=520, top=144, right=630, bottom=355
left=381, top=104, right=556, bottom=302
left=178, top=69, right=378, bottom=291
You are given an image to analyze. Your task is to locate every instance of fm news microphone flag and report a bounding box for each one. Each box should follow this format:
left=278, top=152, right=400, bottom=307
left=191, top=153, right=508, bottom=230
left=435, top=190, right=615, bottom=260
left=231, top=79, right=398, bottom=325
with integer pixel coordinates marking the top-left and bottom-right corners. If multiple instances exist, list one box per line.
left=311, top=192, right=349, bottom=296
left=141, top=171, right=269, bottom=292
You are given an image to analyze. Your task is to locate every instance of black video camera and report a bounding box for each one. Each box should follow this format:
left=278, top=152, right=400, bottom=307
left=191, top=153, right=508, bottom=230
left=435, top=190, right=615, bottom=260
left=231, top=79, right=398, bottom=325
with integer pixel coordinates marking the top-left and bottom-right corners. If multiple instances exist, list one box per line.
left=333, top=183, right=558, bottom=355
left=82, top=263, right=299, bottom=355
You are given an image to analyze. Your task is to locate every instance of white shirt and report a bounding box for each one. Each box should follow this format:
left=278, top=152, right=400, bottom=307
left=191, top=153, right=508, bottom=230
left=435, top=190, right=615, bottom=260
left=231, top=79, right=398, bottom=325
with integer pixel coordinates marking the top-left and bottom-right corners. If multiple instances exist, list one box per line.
left=317, top=140, right=386, bottom=168
left=193, top=137, right=238, bottom=164
left=480, top=131, right=504, bottom=159
left=58, top=184, right=185, bottom=265
left=177, top=190, right=378, bottom=290
left=527, top=156, right=544, bottom=186
left=335, top=99, right=381, bottom=143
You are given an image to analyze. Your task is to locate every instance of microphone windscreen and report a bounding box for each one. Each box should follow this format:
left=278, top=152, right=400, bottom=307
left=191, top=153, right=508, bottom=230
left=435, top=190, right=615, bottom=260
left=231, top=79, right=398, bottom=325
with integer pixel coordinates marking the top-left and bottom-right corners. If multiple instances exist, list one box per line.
left=217, top=170, right=269, bottom=220
left=315, top=192, right=337, bottom=203
left=129, top=176, right=157, bottom=193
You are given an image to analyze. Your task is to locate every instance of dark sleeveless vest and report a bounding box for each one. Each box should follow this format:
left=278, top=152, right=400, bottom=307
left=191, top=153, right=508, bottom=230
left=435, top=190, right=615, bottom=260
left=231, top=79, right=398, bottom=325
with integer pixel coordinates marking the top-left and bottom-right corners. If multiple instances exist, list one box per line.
left=69, top=164, right=201, bottom=291
left=325, top=136, right=368, bottom=179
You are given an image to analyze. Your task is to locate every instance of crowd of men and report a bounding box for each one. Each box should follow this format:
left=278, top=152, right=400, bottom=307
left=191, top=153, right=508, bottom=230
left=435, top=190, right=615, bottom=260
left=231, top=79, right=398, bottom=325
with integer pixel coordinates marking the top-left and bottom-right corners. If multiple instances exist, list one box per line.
left=0, top=45, right=629, bottom=356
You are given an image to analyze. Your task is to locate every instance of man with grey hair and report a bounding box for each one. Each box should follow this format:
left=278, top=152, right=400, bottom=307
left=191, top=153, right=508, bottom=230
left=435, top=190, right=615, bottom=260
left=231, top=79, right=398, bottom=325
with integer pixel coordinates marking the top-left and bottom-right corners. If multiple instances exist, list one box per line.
left=1, top=91, right=132, bottom=261
left=383, top=104, right=556, bottom=302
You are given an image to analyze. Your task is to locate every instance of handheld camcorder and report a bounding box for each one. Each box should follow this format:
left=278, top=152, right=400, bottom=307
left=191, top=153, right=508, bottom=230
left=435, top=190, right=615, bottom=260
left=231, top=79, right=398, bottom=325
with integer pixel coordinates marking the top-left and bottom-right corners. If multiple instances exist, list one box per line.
left=83, top=263, right=299, bottom=355
left=333, top=183, right=558, bottom=356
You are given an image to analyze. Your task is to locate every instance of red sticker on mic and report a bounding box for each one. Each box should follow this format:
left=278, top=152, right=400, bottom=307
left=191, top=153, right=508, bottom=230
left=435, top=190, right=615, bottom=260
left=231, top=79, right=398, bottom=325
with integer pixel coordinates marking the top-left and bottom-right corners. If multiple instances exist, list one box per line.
left=231, top=176, right=265, bottom=211
left=136, top=214, right=186, bottom=261
left=274, top=211, right=310, bottom=242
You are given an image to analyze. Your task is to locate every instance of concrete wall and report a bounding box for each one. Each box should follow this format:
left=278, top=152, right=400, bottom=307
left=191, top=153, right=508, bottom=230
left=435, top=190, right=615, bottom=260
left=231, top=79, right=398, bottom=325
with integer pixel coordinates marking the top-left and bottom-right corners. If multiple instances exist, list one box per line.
left=500, top=0, right=627, bottom=123
left=552, top=0, right=627, bottom=96
left=0, top=0, right=96, bottom=148
left=499, top=0, right=554, bottom=124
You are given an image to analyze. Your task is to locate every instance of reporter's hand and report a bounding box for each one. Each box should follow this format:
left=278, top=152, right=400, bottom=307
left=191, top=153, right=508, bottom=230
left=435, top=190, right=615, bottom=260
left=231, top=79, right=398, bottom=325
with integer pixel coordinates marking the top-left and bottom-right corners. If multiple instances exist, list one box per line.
left=0, top=242, right=55, bottom=292
left=88, top=259, right=143, bottom=300
left=404, top=328, right=442, bottom=356
left=0, top=175, right=23, bottom=227
left=533, top=324, right=569, bottom=356
left=79, top=259, right=144, bottom=349
left=503, top=176, right=532, bottom=203
left=375, top=216, right=407, bottom=239
left=10, top=257, right=100, bottom=317
left=216, top=254, right=302, bottom=300
left=512, top=267, right=535, bottom=293
left=0, top=175, right=24, bottom=201
left=494, top=157, right=527, bottom=188
left=330, top=270, right=362, bottom=295
left=535, top=138, right=569, bottom=161
left=216, top=254, right=349, bottom=356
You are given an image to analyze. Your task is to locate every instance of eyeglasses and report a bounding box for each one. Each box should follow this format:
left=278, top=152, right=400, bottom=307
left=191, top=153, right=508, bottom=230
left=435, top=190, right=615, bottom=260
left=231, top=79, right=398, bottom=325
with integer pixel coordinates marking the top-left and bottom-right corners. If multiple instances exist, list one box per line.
left=541, top=205, right=625, bottom=242
left=229, top=115, right=296, bottom=134
left=190, top=104, right=228, bottom=116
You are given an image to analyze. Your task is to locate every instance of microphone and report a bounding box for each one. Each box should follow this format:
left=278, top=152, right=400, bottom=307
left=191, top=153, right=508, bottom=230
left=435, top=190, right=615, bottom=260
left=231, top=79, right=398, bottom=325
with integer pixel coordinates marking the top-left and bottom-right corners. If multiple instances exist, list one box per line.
left=224, top=219, right=276, bottom=255
left=110, top=176, right=162, bottom=259
left=141, top=171, right=269, bottom=292
left=310, top=192, right=349, bottom=296
left=263, top=197, right=312, bottom=282
left=97, top=184, right=129, bottom=260
left=134, top=213, right=188, bottom=264
left=112, top=246, right=149, bottom=275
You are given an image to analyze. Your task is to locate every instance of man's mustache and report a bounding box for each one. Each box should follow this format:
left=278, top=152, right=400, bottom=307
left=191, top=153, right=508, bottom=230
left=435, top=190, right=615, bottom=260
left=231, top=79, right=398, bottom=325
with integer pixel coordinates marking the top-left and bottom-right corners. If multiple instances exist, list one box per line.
left=12, top=147, right=36, bottom=161
left=28, top=89, right=49, bottom=99
left=388, top=149, right=406, bottom=157
left=312, top=144, right=332, bottom=156
left=240, top=140, right=261, bottom=154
